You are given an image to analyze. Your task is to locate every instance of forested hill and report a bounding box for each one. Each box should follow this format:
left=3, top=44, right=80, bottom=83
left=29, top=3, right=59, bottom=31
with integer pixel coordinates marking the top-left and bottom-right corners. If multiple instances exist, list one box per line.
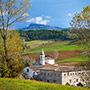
left=18, top=30, right=72, bottom=41
left=20, top=23, right=63, bottom=31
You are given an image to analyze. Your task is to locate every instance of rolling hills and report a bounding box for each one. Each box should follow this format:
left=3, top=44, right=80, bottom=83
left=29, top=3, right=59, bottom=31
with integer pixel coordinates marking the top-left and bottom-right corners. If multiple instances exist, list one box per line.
left=22, top=40, right=88, bottom=63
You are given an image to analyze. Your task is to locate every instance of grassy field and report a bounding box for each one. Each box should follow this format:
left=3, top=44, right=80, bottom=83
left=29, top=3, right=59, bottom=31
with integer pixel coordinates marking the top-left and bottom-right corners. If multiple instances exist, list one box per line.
left=57, top=55, right=89, bottom=63
left=22, top=40, right=88, bottom=63
left=23, top=41, right=82, bottom=54
left=25, top=40, right=54, bottom=49
left=0, top=78, right=89, bottom=90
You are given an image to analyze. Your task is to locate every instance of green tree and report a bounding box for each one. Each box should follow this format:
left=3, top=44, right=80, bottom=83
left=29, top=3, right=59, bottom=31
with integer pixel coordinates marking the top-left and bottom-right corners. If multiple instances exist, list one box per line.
left=23, top=56, right=36, bottom=66
left=52, top=50, right=59, bottom=60
left=0, top=30, right=25, bottom=77
left=70, top=6, right=90, bottom=58
left=70, top=6, right=90, bottom=87
left=0, top=0, right=31, bottom=77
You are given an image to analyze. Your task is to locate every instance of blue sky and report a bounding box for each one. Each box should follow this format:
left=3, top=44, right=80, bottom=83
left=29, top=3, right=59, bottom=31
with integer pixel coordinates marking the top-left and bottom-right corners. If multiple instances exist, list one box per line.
left=15, top=0, right=90, bottom=29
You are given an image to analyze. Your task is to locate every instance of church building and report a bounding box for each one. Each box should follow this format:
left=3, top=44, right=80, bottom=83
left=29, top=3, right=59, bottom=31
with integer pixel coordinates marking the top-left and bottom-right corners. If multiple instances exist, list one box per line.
left=23, top=49, right=89, bottom=87
left=40, top=49, right=55, bottom=65
left=24, top=49, right=55, bottom=79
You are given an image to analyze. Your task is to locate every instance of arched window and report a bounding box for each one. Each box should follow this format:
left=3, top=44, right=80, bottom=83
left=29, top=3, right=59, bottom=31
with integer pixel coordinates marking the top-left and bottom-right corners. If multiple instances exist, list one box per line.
left=27, top=69, right=29, bottom=72
left=41, top=56, right=42, bottom=59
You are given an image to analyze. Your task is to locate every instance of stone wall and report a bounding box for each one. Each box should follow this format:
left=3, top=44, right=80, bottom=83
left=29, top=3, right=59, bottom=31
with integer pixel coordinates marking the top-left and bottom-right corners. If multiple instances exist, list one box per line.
left=62, top=71, right=85, bottom=86
left=39, top=70, right=86, bottom=86
left=39, top=70, right=62, bottom=84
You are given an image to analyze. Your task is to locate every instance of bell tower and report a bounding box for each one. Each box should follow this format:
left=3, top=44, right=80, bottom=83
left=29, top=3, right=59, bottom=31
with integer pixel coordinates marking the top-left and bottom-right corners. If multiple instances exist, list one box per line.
left=40, top=49, right=45, bottom=65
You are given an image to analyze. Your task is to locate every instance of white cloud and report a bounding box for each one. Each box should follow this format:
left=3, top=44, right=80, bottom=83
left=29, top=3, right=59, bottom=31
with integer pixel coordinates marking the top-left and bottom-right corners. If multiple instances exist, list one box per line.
left=36, top=17, right=43, bottom=23
left=26, top=18, right=35, bottom=22
left=39, top=20, right=50, bottom=25
left=68, top=13, right=72, bottom=17
left=26, top=16, right=50, bottom=25
left=45, top=16, right=51, bottom=19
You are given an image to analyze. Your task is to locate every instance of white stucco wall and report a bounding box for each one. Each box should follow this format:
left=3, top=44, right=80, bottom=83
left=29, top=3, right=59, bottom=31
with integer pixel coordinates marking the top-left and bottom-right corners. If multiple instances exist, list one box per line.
left=24, top=67, right=34, bottom=79
left=46, top=59, right=55, bottom=65
left=40, top=54, right=45, bottom=65
left=62, top=71, right=85, bottom=86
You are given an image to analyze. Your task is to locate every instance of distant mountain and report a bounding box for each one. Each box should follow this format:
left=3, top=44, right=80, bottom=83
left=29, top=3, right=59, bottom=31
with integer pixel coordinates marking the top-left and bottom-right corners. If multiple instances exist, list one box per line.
left=19, top=23, right=63, bottom=31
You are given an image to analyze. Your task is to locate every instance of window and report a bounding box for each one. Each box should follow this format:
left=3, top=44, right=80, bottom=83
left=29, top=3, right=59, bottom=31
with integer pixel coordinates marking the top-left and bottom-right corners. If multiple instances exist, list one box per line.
left=44, top=73, right=46, bottom=76
left=67, top=72, right=69, bottom=76
left=76, top=79, right=78, bottom=82
left=53, top=80, right=57, bottom=83
left=75, top=73, right=77, bottom=75
left=41, top=56, right=42, bottom=59
left=41, top=72, right=43, bottom=75
left=27, top=69, right=29, bottom=72
left=51, top=73, right=53, bottom=76
left=69, top=79, right=71, bottom=83
left=55, top=73, right=56, bottom=76
left=58, top=74, right=60, bottom=77
left=47, top=80, right=49, bottom=82
left=78, top=73, right=81, bottom=75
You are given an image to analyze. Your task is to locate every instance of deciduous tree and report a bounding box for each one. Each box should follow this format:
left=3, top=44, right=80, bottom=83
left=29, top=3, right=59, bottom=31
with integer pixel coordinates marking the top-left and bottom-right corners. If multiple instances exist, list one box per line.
left=52, top=50, right=59, bottom=60
left=70, top=6, right=90, bottom=87
left=70, top=6, right=90, bottom=58
left=0, top=0, right=31, bottom=77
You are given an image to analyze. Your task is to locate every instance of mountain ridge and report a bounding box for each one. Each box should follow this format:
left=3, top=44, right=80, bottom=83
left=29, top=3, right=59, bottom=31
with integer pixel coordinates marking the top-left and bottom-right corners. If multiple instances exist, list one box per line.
left=19, top=23, right=63, bottom=31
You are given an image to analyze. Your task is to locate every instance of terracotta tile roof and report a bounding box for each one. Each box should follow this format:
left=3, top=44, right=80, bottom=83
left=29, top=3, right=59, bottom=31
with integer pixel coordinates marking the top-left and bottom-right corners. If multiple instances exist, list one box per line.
left=55, top=66, right=75, bottom=72
left=40, top=65, right=58, bottom=71
left=29, top=64, right=58, bottom=71
left=40, top=65, right=76, bottom=72
left=29, top=65, right=76, bottom=72
left=30, top=66, right=43, bottom=72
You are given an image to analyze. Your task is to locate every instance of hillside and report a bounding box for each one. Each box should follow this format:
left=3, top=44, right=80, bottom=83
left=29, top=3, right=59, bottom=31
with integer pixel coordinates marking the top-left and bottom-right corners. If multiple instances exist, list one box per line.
left=19, top=23, right=63, bottom=31
left=23, top=40, right=81, bottom=54
left=18, top=30, right=71, bottom=41
left=0, top=78, right=89, bottom=90
left=22, top=40, right=88, bottom=63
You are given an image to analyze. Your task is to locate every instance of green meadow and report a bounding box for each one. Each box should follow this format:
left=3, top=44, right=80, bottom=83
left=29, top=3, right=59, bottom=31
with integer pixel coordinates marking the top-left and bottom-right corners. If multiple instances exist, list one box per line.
left=25, top=40, right=54, bottom=49
left=23, top=40, right=82, bottom=54
left=23, top=40, right=88, bottom=63
left=0, top=78, right=89, bottom=90
left=57, top=55, right=89, bottom=63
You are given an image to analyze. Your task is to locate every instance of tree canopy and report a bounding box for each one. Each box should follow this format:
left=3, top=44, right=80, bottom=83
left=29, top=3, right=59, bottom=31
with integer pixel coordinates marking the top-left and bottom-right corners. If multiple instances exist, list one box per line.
left=0, top=0, right=32, bottom=77
left=70, top=6, right=90, bottom=88
left=70, top=6, right=90, bottom=58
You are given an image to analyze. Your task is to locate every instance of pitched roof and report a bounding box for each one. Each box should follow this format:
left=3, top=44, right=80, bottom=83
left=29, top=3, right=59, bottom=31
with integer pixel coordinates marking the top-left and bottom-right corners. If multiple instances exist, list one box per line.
left=33, top=62, right=41, bottom=66
left=45, top=57, right=54, bottom=60
left=40, top=64, right=58, bottom=71
left=40, top=65, right=76, bottom=72
left=29, top=64, right=58, bottom=72
left=30, top=66, right=43, bottom=72
left=55, top=66, right=75, bottom=72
